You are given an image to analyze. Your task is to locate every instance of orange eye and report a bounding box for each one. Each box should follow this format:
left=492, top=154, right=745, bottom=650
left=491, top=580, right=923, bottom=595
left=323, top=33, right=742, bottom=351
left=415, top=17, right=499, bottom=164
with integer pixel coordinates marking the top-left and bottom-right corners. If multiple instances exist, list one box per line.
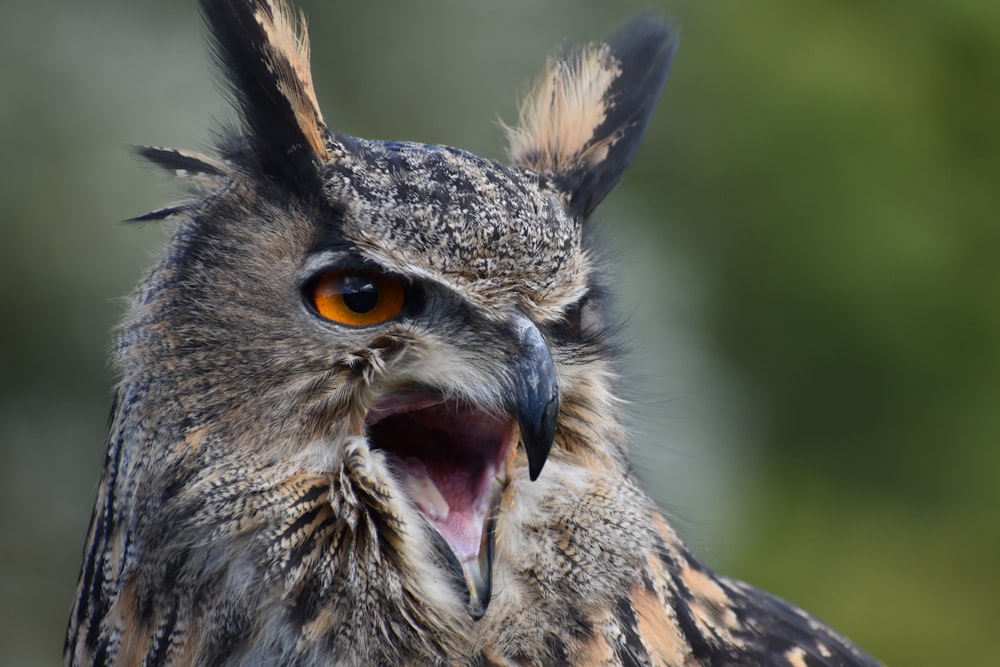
left=311, top=270, right=406, bottom=326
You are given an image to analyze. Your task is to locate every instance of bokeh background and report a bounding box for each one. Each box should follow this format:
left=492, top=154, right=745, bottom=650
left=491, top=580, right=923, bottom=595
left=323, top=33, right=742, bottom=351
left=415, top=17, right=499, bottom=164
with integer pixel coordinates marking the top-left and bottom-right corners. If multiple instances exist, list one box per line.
left=2, top=0, right=998, bottom=664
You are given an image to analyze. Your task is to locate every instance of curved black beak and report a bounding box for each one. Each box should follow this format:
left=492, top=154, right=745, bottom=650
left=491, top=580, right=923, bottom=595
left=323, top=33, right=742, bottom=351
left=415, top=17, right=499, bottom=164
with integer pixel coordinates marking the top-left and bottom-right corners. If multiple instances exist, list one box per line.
left=511, top=317, right=560, bottom=481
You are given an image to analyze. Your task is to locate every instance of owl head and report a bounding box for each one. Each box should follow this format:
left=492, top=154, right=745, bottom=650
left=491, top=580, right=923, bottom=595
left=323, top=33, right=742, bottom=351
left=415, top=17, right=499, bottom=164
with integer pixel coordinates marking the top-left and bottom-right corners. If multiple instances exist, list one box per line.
left=121, top=0, right=676, bottom=631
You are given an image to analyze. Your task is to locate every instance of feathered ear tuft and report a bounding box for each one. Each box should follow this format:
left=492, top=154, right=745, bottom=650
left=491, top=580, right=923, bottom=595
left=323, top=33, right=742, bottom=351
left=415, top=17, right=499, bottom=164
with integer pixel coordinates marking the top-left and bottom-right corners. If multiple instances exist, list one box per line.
left=505, top=13, right=678, bottom=218
left=201, top=0, right=329, bottom=190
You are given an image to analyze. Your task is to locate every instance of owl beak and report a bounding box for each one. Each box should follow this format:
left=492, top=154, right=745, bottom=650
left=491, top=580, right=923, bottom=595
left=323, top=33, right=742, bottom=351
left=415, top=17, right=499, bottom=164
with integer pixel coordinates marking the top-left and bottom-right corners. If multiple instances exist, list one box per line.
left=463, top=510, right=497, bottom=619
left=512, top=317, right=560, bottom=481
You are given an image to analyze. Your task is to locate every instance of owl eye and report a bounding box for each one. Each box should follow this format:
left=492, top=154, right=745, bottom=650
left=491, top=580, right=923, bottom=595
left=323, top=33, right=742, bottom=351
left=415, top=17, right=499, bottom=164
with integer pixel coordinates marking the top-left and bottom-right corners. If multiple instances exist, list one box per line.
left=310, top=270, right=406, bottom=327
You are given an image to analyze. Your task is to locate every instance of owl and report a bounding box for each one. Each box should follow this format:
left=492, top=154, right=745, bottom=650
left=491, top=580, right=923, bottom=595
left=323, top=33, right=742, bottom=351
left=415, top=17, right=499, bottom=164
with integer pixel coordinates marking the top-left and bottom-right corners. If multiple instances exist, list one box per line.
left=66, top=1, right=882, bottom=665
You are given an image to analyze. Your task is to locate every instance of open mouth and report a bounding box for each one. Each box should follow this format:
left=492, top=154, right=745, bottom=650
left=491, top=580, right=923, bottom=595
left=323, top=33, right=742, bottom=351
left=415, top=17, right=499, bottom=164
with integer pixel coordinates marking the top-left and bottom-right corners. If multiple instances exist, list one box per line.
left=366, top=390, right=518, bottom=618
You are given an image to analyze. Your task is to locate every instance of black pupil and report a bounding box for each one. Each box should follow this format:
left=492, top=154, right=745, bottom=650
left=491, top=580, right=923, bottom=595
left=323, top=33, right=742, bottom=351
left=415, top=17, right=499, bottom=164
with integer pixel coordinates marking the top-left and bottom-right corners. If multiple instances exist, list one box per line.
left=342, top=275, right=379, bottom=313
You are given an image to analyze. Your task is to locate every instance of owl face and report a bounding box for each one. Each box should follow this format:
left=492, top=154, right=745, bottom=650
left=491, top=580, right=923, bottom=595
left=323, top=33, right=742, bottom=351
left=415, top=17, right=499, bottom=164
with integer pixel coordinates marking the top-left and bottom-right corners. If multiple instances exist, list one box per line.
left=303, top=140, right=573, bottom=616
left=152, top=138, right=572, bottom=618
left=116, top=0, right=676, bottom=629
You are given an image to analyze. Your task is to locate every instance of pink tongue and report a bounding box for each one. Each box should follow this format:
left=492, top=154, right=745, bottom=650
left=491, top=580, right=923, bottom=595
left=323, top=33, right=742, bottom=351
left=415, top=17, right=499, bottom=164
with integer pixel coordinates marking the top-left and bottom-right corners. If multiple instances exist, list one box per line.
left=399, top=457, right=487, bottom=561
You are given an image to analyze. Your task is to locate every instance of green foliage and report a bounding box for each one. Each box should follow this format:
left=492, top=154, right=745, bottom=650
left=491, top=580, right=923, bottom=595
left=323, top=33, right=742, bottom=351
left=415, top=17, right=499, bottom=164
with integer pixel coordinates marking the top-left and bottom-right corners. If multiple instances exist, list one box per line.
left=649, top=2, right=1000, bottom=663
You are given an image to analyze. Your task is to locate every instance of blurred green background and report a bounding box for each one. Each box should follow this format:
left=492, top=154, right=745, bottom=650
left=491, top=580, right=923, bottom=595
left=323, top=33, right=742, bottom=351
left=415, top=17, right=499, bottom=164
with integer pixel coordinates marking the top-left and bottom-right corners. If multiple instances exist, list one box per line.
left=2, top=0, right=998, bottom=664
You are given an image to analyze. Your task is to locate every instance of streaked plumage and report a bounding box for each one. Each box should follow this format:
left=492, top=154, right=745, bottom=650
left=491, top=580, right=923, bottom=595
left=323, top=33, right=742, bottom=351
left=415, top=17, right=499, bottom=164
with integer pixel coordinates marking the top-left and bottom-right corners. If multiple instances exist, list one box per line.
left=66, top=1, right=883, bottom=665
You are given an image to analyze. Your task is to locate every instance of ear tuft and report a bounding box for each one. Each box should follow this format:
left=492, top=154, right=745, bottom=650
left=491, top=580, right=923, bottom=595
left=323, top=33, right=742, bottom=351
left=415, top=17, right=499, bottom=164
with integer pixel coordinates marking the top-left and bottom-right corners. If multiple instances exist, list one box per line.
left=506, top=13, right=679, bottom=217
left=506, top=43, right=622, bottom=177
left=201, top=0, right=329, bottom=190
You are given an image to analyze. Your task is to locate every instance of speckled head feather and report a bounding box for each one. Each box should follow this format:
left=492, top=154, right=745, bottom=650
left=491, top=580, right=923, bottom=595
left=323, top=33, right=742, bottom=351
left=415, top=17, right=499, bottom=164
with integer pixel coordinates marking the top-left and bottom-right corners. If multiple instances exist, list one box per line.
left=66, top=1, right=883, bottom=665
